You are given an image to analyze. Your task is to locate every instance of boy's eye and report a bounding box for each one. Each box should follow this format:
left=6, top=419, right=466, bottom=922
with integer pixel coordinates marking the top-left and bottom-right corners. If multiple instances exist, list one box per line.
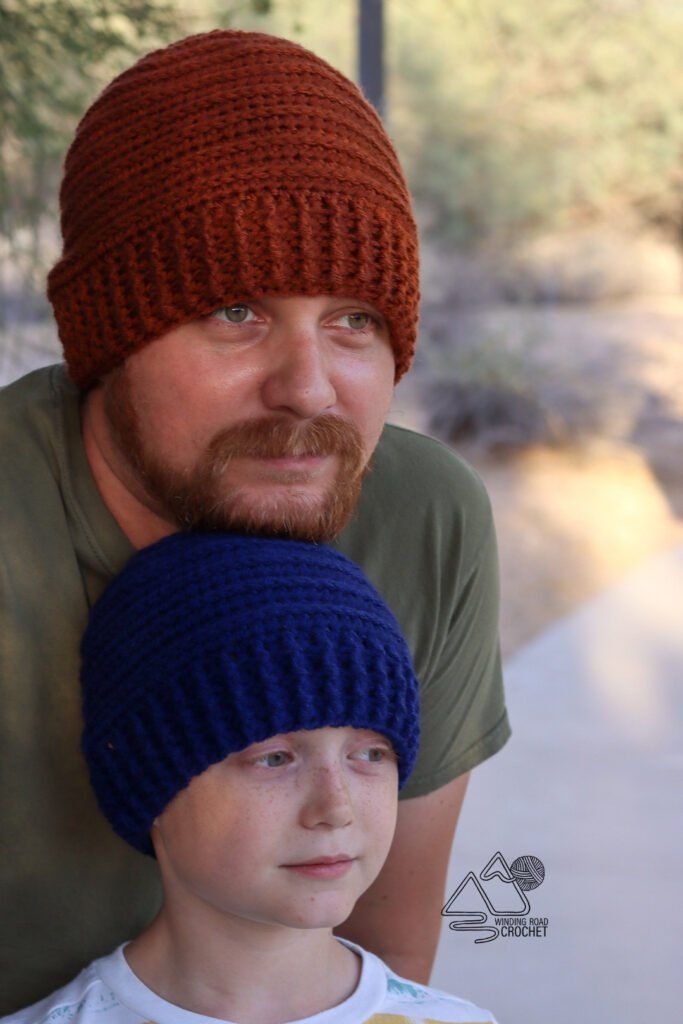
left=255, top=750, right=291, bottom=768
left=354, top=746, right=393, bottom=763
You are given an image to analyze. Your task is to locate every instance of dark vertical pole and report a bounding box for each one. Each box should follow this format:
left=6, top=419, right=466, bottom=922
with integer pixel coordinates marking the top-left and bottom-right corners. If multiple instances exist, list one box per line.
left=359, top=0, right=385, bottom=120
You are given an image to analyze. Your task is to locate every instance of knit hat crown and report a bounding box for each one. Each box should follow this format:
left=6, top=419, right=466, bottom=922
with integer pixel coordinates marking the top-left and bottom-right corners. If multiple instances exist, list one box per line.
left=81, top=533, right=420, bottom=855
left=48, top=29, right=420, bottom=388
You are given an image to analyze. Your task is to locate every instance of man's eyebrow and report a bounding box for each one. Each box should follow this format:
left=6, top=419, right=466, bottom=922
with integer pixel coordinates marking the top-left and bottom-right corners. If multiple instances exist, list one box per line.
left=326, top=296, right=385, bottom=315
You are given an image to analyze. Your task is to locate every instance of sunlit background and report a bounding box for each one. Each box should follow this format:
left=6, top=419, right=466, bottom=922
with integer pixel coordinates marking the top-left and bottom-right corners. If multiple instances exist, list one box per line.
left=2, top=2, right=682, bottom=1021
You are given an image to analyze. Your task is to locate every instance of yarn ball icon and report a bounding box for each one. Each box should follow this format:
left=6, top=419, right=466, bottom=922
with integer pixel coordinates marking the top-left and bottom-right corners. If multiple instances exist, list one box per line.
left=510, top=855, right=545, bottom=891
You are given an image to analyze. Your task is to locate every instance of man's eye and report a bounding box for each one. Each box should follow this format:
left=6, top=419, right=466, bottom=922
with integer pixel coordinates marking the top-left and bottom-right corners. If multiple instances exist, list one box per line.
left=255, top=750, right=291, bottom=768
left=339, top=312, right=375, bottom=330
left=211, top=304, right=256, bottom=324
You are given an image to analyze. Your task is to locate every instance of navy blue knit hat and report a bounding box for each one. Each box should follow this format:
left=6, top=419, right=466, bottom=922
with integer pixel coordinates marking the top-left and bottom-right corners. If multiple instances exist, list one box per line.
left=81, top=533, right=420, bottom=855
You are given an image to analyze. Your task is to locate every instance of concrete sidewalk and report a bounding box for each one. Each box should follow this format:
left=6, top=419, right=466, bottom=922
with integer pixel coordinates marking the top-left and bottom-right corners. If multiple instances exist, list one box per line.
left=431, top=544, right=683, bottom=1024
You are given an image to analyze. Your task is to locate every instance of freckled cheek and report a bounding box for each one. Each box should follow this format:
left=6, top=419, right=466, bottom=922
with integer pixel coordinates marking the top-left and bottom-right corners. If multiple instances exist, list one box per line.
left=355, top=779, right=398, bottom=855
left=203, top=796, right=286, bottom=869
left=167, top=809, right=263, bottom=889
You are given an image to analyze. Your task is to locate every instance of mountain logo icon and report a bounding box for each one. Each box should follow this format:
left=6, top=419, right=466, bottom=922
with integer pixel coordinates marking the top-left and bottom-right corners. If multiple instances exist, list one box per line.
left=441, top=852, right=546, bottom=943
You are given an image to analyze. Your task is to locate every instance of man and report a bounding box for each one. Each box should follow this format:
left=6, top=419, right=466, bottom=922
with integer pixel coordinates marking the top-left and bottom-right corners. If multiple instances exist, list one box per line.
left=0, top=29, right=510, bottom=1013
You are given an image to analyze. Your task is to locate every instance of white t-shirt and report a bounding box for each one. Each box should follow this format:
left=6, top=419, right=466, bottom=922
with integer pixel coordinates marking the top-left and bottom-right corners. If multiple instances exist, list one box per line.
left=2, top=938, right=497, bottom=1024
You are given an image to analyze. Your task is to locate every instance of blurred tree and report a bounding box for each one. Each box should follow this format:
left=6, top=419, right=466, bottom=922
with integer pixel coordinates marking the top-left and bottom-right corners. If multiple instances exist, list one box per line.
left=389, top=0, right=683, bottom=248
left=0, top=0, right=182, bottom=320
left=0, top=0, right=269, bottom=323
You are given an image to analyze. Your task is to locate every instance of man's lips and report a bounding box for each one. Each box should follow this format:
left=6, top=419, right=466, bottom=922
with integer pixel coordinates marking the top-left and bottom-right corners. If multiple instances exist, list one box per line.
left=232, top=452, right=335, bottom=479
left=253, top=454, right=329, bottom=468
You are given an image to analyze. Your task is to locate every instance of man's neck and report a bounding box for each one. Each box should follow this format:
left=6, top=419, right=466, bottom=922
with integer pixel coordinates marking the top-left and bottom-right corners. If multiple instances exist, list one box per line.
left=81, top=387, right=177, bottom=550
left=125, top=907, right=361, bottom=1024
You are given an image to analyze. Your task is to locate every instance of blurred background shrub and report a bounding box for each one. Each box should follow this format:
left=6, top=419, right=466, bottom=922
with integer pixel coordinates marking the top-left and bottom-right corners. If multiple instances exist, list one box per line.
left=390, top=0, right=683, bottom=250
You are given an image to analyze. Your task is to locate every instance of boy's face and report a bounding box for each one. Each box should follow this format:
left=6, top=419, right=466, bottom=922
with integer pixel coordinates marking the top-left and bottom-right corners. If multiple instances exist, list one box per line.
left=152, top=726, right=399, bottom=932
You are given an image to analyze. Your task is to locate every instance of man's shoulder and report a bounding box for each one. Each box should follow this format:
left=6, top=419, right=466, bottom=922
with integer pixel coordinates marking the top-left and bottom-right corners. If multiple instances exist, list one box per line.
left=371, top=422, right=493, bottom=521
left=0, top=363, right=72, bottom=448
left=0, top=363, right=78, bottom=475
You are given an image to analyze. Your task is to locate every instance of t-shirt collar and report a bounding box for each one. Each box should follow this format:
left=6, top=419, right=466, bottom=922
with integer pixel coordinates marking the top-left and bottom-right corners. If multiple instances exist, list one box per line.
left=94, top=936, right=387, bottom=1024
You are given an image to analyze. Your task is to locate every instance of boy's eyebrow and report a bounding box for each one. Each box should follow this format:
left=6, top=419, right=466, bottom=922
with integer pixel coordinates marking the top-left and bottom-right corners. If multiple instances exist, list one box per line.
left=246, top=730, right=395, bottom=749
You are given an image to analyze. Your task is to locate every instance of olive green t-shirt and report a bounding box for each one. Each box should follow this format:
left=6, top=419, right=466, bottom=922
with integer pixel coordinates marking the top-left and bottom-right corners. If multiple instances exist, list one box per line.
left=0, top=364, right=510, bottom=1011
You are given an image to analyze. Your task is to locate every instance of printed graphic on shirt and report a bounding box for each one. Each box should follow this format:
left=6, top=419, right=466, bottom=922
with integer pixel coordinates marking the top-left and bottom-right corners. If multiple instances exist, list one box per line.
left=365, top=1016, right=490, bottom=1023
left=375, top=973, right=494, bottom=1023
left=387, top=977, right=434, bottom=1001
left=40, top=988, right=121, bottom=1023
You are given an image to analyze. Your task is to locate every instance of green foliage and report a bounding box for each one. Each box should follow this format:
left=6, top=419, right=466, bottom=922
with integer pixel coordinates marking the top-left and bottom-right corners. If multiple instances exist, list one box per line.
left=0, top=0, right=185, bottom=321
left=423, top=322, right=601, bottom=449
left=0, top=1, right=179, bottom=232
left=0, top=0, right=269, bottom=312
left=389, top=0, right=683, bottom=246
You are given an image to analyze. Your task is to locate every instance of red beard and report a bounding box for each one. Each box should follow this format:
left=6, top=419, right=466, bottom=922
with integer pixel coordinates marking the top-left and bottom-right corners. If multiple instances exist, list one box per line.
left=104, top=368, right=368, bottom=541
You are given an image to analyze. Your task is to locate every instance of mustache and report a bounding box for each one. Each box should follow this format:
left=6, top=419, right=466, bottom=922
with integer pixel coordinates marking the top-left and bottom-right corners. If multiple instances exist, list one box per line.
left=206, top=414, right=365, bottom=467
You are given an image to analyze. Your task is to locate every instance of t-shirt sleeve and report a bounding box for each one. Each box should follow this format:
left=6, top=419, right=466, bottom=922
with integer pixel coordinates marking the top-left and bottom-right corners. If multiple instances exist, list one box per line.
left=399, top=490, right=510, bottom=798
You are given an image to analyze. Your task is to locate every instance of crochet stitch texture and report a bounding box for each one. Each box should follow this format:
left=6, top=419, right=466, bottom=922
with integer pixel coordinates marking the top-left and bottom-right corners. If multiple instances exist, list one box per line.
left=48, top=29, right=420, bottom=388
left=80, top=533, right=421, bottom=855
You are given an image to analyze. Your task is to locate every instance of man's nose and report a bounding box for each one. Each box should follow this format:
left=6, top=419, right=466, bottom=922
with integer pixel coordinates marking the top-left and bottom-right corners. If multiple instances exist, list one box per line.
left=300, top=766, right=354, bottom=829
left=260, top=332, right=337, bottom=420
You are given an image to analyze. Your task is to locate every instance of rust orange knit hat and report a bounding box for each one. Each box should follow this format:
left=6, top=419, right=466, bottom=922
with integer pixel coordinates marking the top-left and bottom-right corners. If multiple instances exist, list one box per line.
left=47, top=29, right=420, bottom=389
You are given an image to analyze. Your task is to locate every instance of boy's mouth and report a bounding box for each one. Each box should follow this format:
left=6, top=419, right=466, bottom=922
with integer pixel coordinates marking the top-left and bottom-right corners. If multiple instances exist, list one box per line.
left=285, top=854, right=354, bottom=866
left=282, top=856, right=356, bottom=879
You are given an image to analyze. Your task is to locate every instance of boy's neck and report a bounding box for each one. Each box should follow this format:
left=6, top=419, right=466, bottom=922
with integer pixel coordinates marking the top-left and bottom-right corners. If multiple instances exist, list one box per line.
left=125, top=907, right=362, bottom=1024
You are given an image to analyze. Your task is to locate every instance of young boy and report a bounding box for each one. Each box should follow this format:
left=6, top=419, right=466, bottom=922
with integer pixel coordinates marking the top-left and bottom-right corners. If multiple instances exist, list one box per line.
left=4, top=534, right=497, bottom=1024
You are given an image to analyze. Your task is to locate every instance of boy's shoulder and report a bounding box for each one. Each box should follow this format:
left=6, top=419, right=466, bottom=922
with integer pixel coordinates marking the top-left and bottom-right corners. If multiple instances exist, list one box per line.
left=0, top=962, right=124, bottom=1024
left=355, top=942, right=497, bottom=1024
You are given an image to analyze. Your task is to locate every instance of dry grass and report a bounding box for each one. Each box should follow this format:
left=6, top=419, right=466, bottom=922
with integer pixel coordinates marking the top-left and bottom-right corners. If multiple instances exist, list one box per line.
left=462, top=440, right=683, bottom=657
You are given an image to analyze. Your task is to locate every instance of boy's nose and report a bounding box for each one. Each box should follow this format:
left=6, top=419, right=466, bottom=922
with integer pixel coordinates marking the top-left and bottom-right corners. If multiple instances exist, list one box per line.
left=300, top=766, right=354, bottom=829
left=260, top=332, right=337, bottom=420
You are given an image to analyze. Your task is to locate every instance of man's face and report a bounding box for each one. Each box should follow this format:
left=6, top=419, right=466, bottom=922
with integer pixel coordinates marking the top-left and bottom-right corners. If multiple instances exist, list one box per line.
left=152, top=727, right=399, bottom=932
left=100, top=295, right=396, bottom=541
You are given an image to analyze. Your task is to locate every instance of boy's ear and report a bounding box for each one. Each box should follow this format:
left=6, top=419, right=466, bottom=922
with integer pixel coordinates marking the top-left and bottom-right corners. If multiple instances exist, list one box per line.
left=149, top=819, right=163, bottom=860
